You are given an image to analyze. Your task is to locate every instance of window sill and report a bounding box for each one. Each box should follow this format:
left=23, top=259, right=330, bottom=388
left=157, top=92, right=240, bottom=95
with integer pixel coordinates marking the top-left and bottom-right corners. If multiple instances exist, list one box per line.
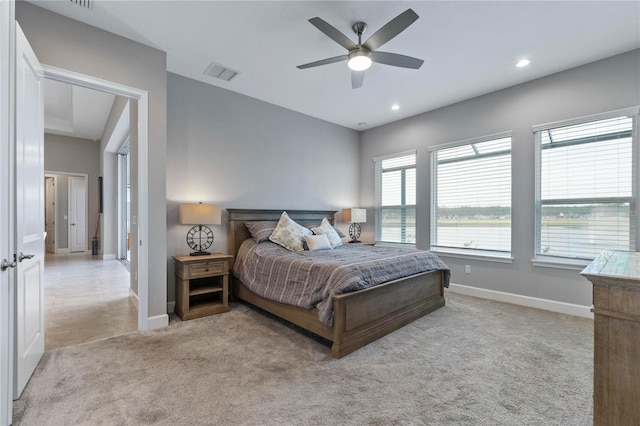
left=431, top=248, right=513, bottom=264
left=374, top=241, right=416, bottom=249
left=531, top=257, right=591, bottom=271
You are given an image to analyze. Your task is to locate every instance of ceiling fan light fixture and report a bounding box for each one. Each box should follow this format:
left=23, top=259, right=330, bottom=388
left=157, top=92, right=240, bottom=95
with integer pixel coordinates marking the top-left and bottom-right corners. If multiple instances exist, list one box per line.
left=348, top=50, right=372, bottom=71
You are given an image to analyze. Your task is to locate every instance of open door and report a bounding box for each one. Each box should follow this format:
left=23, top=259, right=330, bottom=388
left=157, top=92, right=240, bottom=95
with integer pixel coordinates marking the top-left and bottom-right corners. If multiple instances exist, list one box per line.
left=14, top=23, right=44, bottom=398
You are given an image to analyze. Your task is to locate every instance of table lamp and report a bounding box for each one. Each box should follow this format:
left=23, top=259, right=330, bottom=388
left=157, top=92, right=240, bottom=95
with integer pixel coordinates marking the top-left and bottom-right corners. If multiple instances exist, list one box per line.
left=179, top=202, right=221, bottom=256
left=342, top=208, right=366, bottom=243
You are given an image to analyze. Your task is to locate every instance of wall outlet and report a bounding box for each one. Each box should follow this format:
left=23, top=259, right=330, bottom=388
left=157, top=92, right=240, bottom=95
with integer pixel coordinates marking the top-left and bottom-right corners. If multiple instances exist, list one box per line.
left=465, top=265, right=471, bottom=274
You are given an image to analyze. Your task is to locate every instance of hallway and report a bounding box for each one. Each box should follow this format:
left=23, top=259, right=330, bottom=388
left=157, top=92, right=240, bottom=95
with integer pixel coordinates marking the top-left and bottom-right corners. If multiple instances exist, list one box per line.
left=44, top=253, right=137, bottom=351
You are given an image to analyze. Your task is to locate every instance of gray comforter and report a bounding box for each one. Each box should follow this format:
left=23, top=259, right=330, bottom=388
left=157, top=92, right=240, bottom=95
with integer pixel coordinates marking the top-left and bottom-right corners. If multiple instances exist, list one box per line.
left=233, top=239, right=450, bottom=326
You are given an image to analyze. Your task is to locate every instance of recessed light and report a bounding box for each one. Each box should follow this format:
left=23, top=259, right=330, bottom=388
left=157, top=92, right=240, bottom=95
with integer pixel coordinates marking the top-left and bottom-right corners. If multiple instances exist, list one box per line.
left=391, top=104, right=400, bottom=110
left=358, top=122, right=367, bottom=128
left=516, top=58, right=531, bottom=68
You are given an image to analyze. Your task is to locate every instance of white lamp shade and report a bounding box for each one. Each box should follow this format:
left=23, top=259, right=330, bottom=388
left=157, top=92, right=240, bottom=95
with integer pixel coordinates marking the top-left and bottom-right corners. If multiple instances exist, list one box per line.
left=342, top=208, right=366, bottom=223
left=179, top=203, right=221, bottom=225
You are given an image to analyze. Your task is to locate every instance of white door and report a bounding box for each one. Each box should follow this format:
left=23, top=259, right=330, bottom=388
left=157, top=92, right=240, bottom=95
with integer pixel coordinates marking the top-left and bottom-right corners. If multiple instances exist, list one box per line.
left=45, top=176, right=55, bottom=253
left=69, top=176, right=86, bottom=253
left=14, top=24, right=45, bottom=399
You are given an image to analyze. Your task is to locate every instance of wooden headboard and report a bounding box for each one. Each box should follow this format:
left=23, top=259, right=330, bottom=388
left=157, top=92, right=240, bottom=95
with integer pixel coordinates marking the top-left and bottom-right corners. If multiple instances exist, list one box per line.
left=226, top=209, right=337, bottom=268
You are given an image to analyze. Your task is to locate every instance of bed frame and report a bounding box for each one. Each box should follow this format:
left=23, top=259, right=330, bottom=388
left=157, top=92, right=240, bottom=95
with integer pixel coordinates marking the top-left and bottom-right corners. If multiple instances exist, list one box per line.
left=227, top=209, right=446, bottom=359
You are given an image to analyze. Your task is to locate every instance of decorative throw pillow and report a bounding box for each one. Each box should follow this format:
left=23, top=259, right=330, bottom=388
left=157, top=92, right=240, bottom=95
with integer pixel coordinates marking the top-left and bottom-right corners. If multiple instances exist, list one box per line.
left=333, top=226, right=346, bottom=238
left=269, top=211, right=312, bottom=251
left=311, top=217, right=343, bottom=249
left=304, top=234, right=332, bottom=251
left=245, top=221, right=278, bottom=243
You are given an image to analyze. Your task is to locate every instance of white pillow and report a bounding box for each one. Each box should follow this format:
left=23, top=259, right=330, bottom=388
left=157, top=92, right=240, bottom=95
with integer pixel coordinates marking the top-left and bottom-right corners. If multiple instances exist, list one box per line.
left=304, top=234, right=332, bottom=251
left=269, top=211, right=312, bottom=251
left=311, top=217, right=343, bottom=249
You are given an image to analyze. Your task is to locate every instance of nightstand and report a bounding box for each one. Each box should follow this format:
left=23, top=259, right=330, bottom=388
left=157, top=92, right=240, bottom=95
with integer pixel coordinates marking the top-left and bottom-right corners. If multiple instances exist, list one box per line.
left=173, top=253, right=233, bottom=320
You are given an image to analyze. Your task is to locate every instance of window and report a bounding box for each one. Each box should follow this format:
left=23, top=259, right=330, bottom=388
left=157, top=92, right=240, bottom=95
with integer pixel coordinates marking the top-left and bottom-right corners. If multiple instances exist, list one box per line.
left=534, top=109, right=638, bottom=261
left=374, top=151, right=416, bottom=244
left=430, top=134, right=512, bottom=257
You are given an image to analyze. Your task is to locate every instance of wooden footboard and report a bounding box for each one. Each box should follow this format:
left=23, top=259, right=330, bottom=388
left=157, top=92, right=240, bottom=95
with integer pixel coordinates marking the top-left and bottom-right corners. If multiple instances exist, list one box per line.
left=232, top=270, right=445, bottom=359
left=330, top=271, right=444, bottom=358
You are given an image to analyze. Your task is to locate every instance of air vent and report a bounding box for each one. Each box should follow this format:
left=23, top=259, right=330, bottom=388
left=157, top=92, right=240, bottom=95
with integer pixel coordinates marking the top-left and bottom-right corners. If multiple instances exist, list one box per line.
left=69, top=0, right=93, bottom=9
left=203, top=62, right=239, bottom=82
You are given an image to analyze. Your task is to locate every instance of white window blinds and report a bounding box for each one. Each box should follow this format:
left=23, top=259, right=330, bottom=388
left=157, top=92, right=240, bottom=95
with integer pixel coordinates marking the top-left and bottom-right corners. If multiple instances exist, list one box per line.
left=430, top=134, right=512, bottom=255
left=374, top=151, right=416, bottom=244
left=535, top=110, right=638, bottom=260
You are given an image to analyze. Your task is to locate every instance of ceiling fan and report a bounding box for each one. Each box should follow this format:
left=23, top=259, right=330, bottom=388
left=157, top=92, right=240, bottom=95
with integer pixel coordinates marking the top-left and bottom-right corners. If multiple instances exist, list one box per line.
left=297, top=9, right=424, bottom=89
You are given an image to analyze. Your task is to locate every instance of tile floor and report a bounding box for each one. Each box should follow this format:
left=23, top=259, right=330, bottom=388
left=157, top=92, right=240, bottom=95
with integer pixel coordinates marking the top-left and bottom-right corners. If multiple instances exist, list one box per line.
left=44, top=253, right=138, bottom=351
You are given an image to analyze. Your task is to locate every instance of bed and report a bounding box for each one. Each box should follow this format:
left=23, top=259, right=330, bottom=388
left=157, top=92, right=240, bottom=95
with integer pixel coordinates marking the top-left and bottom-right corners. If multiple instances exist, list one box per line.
left=227, top=209, right=449, bottom=358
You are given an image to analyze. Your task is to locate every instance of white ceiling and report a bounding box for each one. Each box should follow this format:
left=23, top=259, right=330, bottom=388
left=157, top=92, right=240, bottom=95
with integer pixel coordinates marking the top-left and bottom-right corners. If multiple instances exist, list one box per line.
left=31, top=1, right=640, bottom=131
left=44, top=79, right=115, bottom=142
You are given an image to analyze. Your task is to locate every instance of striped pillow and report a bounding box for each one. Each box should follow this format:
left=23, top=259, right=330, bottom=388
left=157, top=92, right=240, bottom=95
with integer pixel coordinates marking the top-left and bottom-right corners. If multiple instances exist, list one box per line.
left=245, top=221, right=277, bottom=243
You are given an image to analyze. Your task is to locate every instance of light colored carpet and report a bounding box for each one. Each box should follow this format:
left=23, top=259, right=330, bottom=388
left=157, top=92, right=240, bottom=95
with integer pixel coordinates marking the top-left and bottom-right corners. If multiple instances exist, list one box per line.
left=13, top=293, right=593, bottom=425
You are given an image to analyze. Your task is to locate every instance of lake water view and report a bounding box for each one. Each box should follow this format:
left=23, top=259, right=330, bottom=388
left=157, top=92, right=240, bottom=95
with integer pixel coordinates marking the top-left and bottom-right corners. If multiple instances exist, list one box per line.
left=382, top=221, right=630, bottom=259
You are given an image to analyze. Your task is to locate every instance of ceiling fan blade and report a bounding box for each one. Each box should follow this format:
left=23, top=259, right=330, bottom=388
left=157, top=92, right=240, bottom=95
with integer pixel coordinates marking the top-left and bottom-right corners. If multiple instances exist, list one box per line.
left=308, top=17, right=357, bottom=51
left=351, top=70, right=365, bottom=89
left=371, top=51, right=424, bottom=69
left=297, top=55, right=348, bottom=69
left=363, top=9, right=419, bottom=51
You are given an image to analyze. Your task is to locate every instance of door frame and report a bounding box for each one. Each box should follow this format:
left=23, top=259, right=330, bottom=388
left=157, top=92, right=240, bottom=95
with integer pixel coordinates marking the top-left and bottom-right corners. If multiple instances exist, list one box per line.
left=42, top=65, right=149, bottom=332
left=67, top=174, right=88, bottom=253
left=1, top=1, right=15, bottom=424
left=44, top=174, right=57, bottom=253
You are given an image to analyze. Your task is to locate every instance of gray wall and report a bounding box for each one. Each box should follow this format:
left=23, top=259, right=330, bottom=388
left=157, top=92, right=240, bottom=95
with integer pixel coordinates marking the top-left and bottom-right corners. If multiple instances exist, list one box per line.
left=17, top=2, right=168, bottom=319
left=44, top=134, right=100, bottom=250
left=166, top=72, right=360, bottom=305
left=360, top=49, right=640, bottom=307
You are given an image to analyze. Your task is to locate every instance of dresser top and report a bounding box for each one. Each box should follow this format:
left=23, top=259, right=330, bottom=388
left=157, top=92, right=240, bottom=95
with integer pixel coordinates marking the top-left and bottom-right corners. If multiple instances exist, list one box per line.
left=581, top=250, right=640, bottom=282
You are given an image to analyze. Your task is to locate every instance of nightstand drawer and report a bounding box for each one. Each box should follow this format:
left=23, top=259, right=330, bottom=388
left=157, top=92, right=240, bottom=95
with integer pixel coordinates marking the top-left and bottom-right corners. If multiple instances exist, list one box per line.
left=189, top=261, right=224, bottom=278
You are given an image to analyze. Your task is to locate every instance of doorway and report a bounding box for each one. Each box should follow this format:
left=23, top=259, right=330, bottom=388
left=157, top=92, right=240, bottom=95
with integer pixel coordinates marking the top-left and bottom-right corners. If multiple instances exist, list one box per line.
left=42, top=80, right=134, bottom=349
left=42, top=65, right=150, bottom=332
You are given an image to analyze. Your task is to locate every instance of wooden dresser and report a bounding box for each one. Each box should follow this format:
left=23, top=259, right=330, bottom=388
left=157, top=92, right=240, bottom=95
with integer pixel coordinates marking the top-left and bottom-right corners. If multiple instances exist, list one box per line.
left=581, top=250, right=640, bottom=426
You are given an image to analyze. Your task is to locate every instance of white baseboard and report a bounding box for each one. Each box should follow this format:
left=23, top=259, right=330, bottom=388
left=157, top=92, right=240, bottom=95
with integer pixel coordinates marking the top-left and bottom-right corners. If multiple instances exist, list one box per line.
left=129, top=288, right=138, bottom=307
left=102, top=253, right=116, bottom=260
left=166, top=301, right=175, bottom=314
left=446, top=283, right=594, bottom=319
left=147, top=314, right=169, bottom=330
left=56, top=248, right=70, bottom=254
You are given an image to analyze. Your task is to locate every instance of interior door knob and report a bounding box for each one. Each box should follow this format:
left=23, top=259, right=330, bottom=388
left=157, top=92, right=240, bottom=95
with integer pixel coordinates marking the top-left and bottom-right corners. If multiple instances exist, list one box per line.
left=17, top=252, right=34, bottom=262
left=1, top=259, right=16, bottom=271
